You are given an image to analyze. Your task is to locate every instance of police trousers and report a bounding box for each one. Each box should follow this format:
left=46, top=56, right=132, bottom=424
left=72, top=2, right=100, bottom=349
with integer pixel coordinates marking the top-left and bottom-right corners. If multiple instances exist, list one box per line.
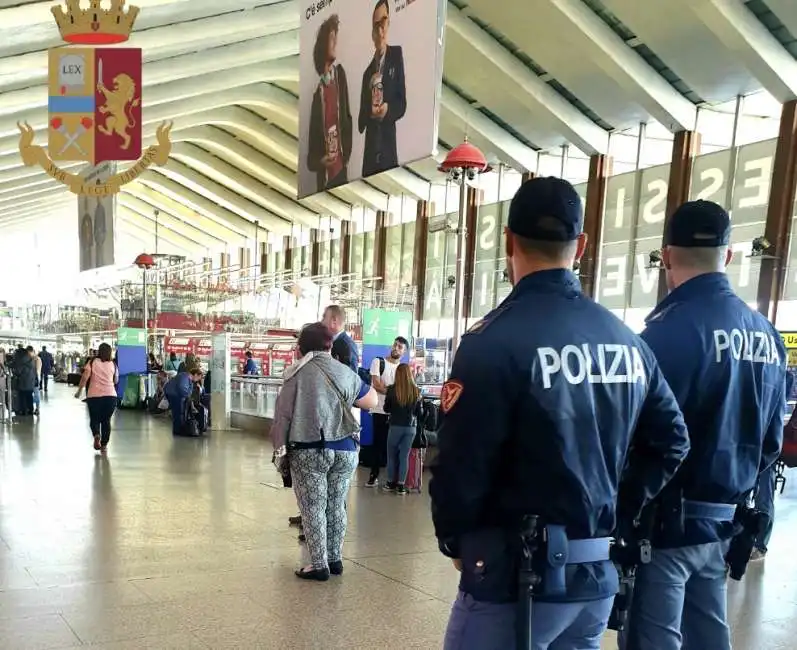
left=754, top=464, right=776, bottom=553
left=619, top=540, right=731, bottom=650
left=444, top=590, right=613, bottom=650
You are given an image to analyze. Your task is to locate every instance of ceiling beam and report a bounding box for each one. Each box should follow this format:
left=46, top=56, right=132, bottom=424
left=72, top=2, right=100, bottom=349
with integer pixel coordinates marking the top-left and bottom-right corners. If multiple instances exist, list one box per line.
left=0, top=34, right=298, bottom=117
left=146, top=158, right=295, bottom=233
left=135, top=174, right=272, bottom=238
left=547, top=0, right=696, bottom=131
left=119, top=204, right=210, bottom=253
left=167, top=124, right=351, bottom=219
left=170, top=141, right=318, bottom=227
left=122, top=184, right=246, bottom=243
left=683, top=0, right=797, bottom=102
left=0, top=3, right=297, bottom=95
left=446, top=5, right=608, bottom=155
left=117, top=194, right=224, bottom=250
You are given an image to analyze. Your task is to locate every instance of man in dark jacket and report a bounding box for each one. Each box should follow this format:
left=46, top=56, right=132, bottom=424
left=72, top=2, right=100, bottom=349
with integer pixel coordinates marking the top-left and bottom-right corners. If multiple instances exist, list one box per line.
left=323, top=305, right=358, bottom=372
left=358, top=0, right=406, bottom=177
left=14, top=346, right=37, bottom=416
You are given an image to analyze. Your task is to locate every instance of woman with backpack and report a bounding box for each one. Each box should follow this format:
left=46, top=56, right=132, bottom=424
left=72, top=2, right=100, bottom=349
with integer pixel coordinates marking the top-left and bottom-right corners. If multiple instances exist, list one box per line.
left=74, top=343, right=118, bottom=452
left=382, top=363, right=424, bottom=495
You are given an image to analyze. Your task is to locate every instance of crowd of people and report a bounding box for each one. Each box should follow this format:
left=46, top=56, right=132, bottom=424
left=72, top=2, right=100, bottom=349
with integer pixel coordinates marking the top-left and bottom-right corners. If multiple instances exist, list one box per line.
left=0, top=344, right=54, bottom=417
left=267, top=178, right=792, bottom=650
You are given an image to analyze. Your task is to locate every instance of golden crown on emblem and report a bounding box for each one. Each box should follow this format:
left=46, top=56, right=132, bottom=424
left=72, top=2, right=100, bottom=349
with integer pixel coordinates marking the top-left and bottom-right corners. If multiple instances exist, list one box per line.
left=51, top=0, right=139, bottom=45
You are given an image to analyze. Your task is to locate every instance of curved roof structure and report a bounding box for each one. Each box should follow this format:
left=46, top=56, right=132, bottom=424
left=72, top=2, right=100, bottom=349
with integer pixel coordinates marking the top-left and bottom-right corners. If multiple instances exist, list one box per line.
left=2, top=0, right=797, bottom=255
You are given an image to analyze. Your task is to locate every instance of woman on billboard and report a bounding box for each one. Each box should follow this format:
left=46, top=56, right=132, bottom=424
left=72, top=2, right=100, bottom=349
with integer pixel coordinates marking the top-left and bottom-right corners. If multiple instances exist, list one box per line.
left=306, top=14, right=353, bottom=194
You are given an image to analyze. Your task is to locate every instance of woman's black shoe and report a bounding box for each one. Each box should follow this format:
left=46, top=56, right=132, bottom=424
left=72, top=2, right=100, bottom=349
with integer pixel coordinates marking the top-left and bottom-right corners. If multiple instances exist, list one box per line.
left=329, top=560, right=343, bottom=576
left=295, top=567, right=330, bottom=581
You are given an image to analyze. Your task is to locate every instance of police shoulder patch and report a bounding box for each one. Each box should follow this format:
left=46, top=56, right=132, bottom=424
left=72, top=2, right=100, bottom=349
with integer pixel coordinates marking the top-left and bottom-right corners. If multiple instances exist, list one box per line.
left=440, top=380, right=464, bottom=413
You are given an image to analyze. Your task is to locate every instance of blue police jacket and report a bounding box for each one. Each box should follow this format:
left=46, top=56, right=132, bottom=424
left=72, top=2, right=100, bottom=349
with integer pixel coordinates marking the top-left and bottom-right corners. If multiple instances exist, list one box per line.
left=430, top=269, right=690, bottom=603
left=641, top=272, right=786, bottom=548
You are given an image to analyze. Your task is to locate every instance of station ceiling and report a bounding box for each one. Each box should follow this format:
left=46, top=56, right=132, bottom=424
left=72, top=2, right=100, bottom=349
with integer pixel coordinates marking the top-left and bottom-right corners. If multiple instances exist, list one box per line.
left=1, top=0, right=797, bottom=257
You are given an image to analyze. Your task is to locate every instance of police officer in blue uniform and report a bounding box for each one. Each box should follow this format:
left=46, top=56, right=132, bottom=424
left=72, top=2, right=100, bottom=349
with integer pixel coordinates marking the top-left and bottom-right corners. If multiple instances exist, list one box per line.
left=430, top=176, right=691, bottom=650
left=621, top=200, right=787, bottom=650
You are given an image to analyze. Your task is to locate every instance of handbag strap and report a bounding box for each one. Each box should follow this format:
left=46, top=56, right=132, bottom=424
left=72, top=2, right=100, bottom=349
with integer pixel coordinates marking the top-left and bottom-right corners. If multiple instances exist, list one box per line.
left=316, top=361, right=351, bottom=412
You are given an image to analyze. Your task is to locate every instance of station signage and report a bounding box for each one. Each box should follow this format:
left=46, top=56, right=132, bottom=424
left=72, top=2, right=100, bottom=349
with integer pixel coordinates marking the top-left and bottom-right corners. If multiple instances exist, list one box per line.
left=596, top=138, right=783, bottom=310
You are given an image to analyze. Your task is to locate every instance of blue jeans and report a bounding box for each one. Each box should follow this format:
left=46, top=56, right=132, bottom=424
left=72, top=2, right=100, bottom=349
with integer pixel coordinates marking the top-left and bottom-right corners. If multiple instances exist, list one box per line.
left=754, top=465, right=776, bottom=552
left=621, top=541, right=731, bottom=650
left=386, top=425, right=415, bottom=485
left=444, top=591, right=613, bottom=650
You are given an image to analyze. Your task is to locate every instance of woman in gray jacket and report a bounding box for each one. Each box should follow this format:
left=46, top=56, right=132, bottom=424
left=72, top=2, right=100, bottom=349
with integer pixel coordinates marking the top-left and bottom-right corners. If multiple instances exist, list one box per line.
left=272, top=323, right=377, bottom=581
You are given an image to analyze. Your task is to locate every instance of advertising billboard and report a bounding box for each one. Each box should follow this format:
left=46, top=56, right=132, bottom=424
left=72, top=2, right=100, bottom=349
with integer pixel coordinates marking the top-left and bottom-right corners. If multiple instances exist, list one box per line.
left=78, top=161, right=116, bottom=271
left=298, top=0, right=446, bottom=198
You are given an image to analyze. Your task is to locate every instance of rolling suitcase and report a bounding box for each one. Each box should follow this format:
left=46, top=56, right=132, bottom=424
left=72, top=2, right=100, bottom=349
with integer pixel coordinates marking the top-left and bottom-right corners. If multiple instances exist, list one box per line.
left=405, top=448, right=425, bottom=493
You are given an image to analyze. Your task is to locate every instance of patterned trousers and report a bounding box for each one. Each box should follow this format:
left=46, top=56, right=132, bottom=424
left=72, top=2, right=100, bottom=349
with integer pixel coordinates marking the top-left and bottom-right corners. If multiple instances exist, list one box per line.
left=290, top=449, right=359, bottom=570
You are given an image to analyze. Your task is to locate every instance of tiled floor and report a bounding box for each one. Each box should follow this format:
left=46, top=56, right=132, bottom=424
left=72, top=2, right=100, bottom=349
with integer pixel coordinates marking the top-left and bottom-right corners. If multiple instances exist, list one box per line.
left=1, top=387, right=796, bottom=648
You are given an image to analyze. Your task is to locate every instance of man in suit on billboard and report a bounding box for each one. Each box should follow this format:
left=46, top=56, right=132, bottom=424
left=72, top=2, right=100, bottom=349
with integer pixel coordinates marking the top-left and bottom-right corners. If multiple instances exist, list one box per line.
left=359, top=0, right=406, bottom=177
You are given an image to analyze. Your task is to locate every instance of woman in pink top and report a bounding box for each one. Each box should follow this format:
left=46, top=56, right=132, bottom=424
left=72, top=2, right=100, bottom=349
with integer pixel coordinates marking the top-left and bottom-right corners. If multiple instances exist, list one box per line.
left=75, top=343, right=118, bottom=452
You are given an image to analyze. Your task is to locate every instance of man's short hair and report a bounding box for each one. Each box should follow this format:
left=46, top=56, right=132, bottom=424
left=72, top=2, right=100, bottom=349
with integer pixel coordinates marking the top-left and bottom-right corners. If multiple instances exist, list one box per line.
left=668, top=245, right=727, bottom=270
left=513, top=228, right=578, bottom=262
left=374, top=0, right=389, bottom=17
left=394, top=336, right=409, bottom=348
left=324, top=305, right=345, bottom=322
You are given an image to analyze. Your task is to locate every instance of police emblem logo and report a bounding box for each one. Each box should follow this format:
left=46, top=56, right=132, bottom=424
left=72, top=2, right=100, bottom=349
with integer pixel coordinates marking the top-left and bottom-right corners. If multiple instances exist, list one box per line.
left=17, top=0, right=173, bottom=196
left=440, top=380, right=464, bottom=414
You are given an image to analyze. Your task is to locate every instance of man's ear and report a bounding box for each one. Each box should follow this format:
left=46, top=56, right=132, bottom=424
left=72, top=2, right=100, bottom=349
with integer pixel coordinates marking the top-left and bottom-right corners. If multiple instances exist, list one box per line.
left=725, top=247, right=733, bottom=268
left=574, top=233, right=587, bottom=261
left=504, top=226, right=513, bottom=259
left=661, top=246, right=672, bottom=270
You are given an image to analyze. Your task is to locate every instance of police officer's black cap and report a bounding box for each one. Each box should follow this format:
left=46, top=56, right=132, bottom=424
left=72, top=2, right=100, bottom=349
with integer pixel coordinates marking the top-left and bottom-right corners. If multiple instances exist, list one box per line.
left=664, top=200, right=731, bottom=248
left=507, top=177, right=583, bottom=242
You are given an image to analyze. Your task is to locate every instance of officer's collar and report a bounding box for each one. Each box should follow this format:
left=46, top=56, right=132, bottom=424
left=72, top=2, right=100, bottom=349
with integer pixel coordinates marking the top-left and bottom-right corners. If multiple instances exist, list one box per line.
left=511, top=268, right=582, bottom=297
left=645, top=272, right=732, bottom=323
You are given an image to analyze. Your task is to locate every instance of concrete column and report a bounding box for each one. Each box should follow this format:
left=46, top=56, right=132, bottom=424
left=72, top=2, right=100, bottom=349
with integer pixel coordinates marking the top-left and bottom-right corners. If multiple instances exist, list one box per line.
left=657, top=130, right=701, bottom=301
left=282, top=235, right=292, bottom=272
left=340, top=220, right=352, bottom=276
left=412, top=200, right=430, bottom=332
left=581, top=154, right=612, bottom=299
left=756, top=100, right=797, bottom=322
left=310, top=228, right=321, bottom=276
left=374, top=210, right=388, bottom=289
left=462, top=187, right=481, bottom=321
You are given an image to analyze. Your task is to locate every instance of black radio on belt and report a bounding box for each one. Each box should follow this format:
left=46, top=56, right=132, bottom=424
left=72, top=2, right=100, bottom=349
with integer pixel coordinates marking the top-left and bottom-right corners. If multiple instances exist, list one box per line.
left=607, top=536, right=652, bottom=632
left=725, top=505, right=769, bottom=581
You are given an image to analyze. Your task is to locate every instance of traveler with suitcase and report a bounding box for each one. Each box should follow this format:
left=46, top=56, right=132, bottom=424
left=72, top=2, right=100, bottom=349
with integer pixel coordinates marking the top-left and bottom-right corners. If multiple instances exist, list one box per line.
left=382, top=363, right=424, bottom=495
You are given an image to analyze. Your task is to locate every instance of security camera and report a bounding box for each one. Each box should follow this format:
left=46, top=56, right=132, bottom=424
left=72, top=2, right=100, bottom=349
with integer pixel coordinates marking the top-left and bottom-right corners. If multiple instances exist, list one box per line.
left=446, top=275, right=456, bottom=289
left=647, top=249, right=663, bottom=269
left=466, top=168, right=476, bottom=181
left=329, top=226, right=336, bottom=234
left=500, top=268, right=509, bottom=283
left=751, top=236, right=771, bottom=256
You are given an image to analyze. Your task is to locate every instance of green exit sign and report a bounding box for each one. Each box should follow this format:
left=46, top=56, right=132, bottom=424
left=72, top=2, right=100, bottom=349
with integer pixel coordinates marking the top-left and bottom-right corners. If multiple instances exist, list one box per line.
left=117, top=328, right=146, bottom=347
